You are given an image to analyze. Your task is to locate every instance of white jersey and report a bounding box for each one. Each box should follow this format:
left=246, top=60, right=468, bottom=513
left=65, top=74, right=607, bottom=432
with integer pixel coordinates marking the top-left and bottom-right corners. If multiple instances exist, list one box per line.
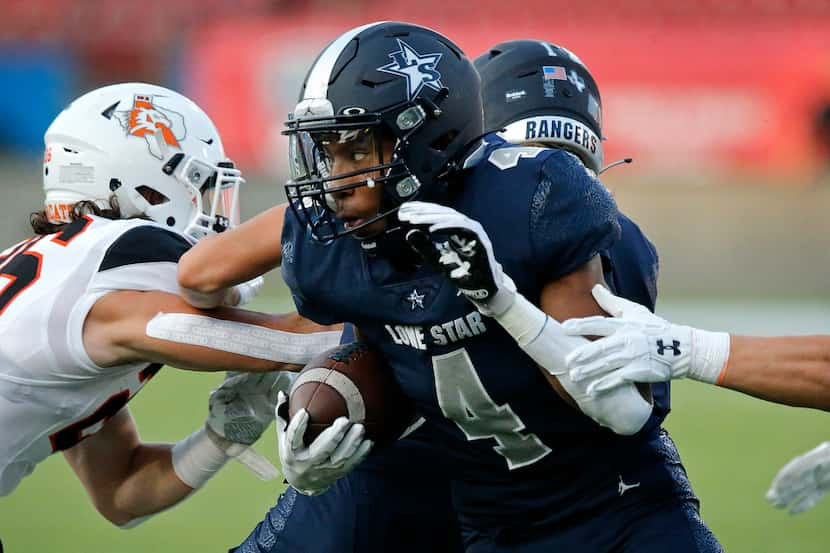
left=0, top=215, right=192, bottom=496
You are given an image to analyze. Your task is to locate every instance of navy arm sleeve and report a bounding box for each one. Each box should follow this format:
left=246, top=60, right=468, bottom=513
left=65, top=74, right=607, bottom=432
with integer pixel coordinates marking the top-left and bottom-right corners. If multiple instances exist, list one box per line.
left=280, top=208, right=345, bottom=326
left=604, top=213, right=659, bottom=311
left=529, top=151, right=620, bottom=283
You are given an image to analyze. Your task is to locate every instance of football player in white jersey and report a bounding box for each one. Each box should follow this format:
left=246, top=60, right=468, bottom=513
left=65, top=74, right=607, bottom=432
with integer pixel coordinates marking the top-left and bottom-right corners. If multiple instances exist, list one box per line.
left=563, top=285, right=830, bottom=514
left=0, top=83, right=340, bottom=528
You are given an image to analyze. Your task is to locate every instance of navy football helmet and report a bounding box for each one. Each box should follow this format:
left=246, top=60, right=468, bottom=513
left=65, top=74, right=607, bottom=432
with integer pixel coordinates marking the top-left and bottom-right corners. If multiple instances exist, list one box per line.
left=475, top=40, right=604, bottom=173
left=284, top=21, right=483, bottom=242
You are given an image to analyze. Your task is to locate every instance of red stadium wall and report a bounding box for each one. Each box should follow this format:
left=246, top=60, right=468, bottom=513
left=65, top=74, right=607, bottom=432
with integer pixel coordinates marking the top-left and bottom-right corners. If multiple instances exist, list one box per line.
left=183, top=7, right=830, bottom=177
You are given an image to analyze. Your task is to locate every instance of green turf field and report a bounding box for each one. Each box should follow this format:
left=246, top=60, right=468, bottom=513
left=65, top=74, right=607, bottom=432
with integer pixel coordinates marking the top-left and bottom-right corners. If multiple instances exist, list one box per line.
left=1, top=288, right=828, bottom=552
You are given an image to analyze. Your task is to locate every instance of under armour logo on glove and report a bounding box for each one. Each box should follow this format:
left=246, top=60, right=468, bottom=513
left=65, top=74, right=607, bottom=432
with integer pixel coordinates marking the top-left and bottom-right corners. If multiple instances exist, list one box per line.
left=656, top=339, right=681, bottom=356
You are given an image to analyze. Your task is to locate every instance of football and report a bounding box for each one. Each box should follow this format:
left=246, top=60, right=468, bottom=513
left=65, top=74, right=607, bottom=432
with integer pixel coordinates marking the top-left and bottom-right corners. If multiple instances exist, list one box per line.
left=288, top=342, right=415, bottom=446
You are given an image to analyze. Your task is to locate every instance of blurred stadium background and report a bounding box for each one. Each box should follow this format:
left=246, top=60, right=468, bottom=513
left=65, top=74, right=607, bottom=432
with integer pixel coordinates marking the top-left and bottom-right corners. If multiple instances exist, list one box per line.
left=1, top=0, right=829, bottom=551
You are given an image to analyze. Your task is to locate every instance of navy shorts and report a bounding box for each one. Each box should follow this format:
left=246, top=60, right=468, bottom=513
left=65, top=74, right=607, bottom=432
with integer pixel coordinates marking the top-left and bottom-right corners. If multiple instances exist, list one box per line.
left=460, top=431, right=723, bottom=553
left=229, top=429, right=462, bottom=553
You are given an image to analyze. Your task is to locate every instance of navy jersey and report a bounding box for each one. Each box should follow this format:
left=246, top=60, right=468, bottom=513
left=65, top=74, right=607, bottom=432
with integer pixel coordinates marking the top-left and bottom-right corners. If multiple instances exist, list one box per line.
left=282, top=136, right=670, bottom=533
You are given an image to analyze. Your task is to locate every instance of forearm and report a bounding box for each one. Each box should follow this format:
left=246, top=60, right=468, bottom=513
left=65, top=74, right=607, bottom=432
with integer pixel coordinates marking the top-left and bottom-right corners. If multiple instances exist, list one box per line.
left=719, top=335, right=830, bottom=411
left=102, top=443, right=193, bottom=525
left=140, top=311, right=342, bottom=373
left=65, top=409, right=227, bottom=527
left=87, top=290, right=341, bottom=371
left=178, top=204, right=287, bottom=294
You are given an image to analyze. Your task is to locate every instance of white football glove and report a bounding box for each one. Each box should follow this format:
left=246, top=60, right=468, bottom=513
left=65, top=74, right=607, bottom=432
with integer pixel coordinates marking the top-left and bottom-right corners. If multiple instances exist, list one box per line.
left=767, top=442, right=830, bottom=515
left=206, top=371, right=295, bottom=480
left=562, top=285, right=730, bottom=394
left=275, top=391, right=373, bottom=496
left=229, top=275, right=265, bottom=307
left=398, top=201, right=517, bottom=317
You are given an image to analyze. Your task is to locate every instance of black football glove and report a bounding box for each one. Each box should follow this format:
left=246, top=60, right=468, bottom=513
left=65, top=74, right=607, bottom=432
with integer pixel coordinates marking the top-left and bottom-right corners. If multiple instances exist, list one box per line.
left=398, top=201, right=516, bottom=316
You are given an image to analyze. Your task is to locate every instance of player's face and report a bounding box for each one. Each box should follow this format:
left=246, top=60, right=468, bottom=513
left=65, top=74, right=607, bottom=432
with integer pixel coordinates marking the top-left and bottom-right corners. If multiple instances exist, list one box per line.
left=321, top=134, right=394, bottom=239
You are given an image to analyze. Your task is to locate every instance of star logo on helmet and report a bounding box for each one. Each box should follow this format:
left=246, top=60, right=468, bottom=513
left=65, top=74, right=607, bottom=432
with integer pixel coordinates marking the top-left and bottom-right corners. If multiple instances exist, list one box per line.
left=114, top=94, right=187, bottom=159
left=377, top=39, right=444, bottom=100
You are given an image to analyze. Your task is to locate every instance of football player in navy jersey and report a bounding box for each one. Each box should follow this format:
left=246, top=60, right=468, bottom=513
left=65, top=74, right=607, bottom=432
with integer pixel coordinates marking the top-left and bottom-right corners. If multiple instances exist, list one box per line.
left=181, top=28, right=717, bottom=551
left=276, top=22, right=722, bottom=552
left=0, top=83, right=340, bottom=530
left=472, top=38, right=670, bottom=423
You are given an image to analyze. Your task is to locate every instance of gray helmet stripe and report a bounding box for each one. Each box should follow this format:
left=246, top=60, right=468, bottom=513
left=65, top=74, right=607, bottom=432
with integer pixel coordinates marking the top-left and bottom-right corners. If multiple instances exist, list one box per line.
left=304, top=21, right=388, bottom=100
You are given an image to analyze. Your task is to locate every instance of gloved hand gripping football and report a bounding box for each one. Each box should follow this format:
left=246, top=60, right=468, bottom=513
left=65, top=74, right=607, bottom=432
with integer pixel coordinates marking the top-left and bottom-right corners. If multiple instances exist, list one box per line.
left=275, top=391, right=373, bottom=496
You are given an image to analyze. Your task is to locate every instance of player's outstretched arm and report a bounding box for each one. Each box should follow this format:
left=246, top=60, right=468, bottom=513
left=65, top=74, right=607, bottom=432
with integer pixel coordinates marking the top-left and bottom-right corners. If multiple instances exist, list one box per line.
left=65, top=372, right=290, bottom=527
left=64, top=407, right=192, bottom=527
left=177, top=204, right=288, bottom=307
left=564, top=285, right=830, bottom=412
left=84, top=289, right=341, bottom=372
left=717, top=335, right=830, bottom=411
left=274, top=390, right=372, bottom=496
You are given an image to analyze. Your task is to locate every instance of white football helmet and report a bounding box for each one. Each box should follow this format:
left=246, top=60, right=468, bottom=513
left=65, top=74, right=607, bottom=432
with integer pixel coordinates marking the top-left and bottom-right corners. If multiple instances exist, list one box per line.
left=43, top=82, right=242, bottom=241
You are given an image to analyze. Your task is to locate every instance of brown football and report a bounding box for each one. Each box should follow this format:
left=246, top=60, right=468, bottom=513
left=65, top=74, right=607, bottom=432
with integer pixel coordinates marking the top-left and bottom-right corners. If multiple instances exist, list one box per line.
left=288, top=342, right=415, bottom=446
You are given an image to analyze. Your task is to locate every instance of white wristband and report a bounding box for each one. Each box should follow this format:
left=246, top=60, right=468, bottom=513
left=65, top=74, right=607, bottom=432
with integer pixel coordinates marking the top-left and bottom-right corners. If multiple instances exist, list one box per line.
left=688, top=329, right=731, bottom=384
left=492, top=292, right=549, bottom=346
left=493, top=290, right=651, bottom=435
left=233, top=276, right=265, bottom=307
left=171, top=426, right=229, bottom=489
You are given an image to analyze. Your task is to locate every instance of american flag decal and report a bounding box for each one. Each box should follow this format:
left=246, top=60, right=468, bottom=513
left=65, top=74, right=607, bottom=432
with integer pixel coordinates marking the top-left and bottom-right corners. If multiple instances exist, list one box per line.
left=542, top=66, right=567, bottom=80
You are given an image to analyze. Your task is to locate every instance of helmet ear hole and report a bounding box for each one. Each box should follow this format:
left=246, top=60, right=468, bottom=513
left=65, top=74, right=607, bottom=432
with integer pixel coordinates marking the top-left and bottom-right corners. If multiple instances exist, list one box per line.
left=43, top=83, right=240, bottom=241
left=135, top=186, right=170, bottom=206
left=429, top=130, right=459, bottom=152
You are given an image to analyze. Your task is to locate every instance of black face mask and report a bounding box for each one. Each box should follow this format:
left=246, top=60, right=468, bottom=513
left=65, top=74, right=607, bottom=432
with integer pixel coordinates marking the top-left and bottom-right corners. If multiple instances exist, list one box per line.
left=285, top=121, right=410, bottom=244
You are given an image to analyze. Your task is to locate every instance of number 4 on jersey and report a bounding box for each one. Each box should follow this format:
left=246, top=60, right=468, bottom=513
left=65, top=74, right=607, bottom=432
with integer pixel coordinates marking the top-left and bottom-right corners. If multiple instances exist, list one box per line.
left=433, top=348, right=551, bottom=469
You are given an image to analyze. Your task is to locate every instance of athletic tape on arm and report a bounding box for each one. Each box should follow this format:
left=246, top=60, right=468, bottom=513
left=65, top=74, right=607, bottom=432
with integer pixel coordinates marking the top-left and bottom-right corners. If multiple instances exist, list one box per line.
left=146, top=313, right=341, bottom=364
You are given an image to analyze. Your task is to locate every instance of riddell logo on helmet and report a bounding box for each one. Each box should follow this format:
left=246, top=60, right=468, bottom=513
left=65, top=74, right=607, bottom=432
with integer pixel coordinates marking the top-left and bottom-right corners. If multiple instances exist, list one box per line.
left=115, top=95, right=187, bottom=159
